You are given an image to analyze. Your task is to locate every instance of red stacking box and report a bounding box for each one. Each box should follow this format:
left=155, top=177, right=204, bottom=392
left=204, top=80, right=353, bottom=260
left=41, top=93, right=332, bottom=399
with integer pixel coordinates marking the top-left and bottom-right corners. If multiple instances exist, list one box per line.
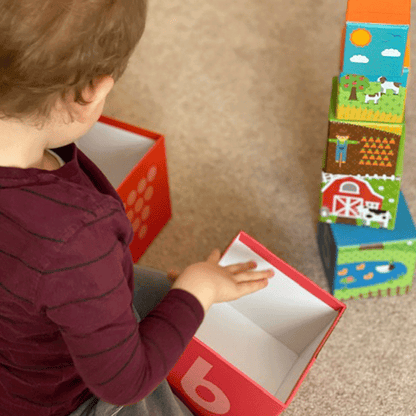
left=77, top=115, right=172, bottom=262
left=78, top=117, right=345, bottom=415
left=168, top=231, right=346, bottom=416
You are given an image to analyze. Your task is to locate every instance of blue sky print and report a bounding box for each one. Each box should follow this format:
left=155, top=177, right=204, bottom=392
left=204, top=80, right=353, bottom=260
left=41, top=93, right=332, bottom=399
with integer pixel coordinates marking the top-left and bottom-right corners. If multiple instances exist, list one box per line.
left=342, top=22, right=408, bottom=77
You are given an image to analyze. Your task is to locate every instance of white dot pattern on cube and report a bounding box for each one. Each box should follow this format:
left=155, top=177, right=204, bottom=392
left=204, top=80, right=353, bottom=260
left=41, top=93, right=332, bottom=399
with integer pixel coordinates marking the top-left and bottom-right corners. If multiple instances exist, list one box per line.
left=124, top=166, right=158, bottom=240
left=147, top=166, right=157, bottom=182
left=137, top=178, right=147, bottom=194
left=135, top=198, right=144, bottom=213
left=144, top=186, right=154, bottom=201
left=132, top=218, right=141, bottom=232
left=139, top=224, right=148, bottom=239
left=141, top=206, right=150, bottom=221
left=127, top=190, right=137, bottom=206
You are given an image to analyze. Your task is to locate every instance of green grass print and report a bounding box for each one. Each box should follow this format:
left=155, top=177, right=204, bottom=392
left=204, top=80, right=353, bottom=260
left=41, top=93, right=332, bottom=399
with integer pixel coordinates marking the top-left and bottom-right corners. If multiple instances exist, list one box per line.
left=338, top=83, right=406, bottom=117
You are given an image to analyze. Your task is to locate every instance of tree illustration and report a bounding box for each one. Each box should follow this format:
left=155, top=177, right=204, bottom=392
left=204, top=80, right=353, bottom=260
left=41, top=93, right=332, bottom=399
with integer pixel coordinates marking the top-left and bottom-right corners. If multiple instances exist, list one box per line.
left=340, top=74, right=370, bottom=101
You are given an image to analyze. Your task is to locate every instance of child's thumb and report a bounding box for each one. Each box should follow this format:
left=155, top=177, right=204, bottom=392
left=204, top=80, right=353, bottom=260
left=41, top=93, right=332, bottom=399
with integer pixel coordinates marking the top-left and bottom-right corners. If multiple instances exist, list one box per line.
left=206, top=248, right=221, bottom=264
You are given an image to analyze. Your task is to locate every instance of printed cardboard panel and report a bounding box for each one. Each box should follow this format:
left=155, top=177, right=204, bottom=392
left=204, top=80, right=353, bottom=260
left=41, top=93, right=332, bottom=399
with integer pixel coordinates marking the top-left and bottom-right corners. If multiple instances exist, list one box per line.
left=339, top=25, right=410, bottom=79
left=77, top=115, right=172, bottom=263
left=341, top=22, right=409, bottom=77
left=319, top=170, right=401, bottom=230
left=345, top=0, right=411, bottom=26
left=168, top=232, right=346, bottom=416
left=323, top=77, right=406, bottom=176
left=336, top=70, right=409, bottom=123
left=318, top=191, right=416, bottom=300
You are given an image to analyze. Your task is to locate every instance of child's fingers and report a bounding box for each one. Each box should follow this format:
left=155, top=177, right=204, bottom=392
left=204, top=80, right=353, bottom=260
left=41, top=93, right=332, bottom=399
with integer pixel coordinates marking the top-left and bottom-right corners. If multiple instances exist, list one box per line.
left=229, top=269, right=275, bottom=298
left=238, top=275, right=273, bottom=296
left=237, top=269, right=275, bottom=282
left=225, top=261, right=257, bottom=274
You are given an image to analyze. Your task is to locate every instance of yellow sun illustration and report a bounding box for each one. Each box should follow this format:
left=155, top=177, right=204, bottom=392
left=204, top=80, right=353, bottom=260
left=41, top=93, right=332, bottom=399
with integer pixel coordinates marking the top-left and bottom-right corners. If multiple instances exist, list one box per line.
left=350, top=29, right=372, bottom=47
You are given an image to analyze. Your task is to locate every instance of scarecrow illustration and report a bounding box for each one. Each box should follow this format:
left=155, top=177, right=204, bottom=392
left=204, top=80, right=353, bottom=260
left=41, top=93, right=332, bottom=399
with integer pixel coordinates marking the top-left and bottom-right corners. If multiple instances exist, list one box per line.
left=335, top=128, right=351, bottom=168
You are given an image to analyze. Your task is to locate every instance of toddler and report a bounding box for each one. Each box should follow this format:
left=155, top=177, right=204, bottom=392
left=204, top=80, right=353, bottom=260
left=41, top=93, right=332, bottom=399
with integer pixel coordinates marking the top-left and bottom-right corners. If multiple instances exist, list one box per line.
left=0, top=1, right=274, bottom=415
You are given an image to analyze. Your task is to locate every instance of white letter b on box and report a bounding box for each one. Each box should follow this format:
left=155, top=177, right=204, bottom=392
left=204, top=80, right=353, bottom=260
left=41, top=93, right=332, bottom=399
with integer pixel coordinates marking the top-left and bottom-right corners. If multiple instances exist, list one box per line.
left=181, top=357, right=231, bottom=414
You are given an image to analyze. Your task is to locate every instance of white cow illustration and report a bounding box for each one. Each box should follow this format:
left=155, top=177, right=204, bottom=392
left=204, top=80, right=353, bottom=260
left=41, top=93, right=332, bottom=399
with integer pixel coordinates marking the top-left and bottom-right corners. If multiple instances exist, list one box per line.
left=357, top=206, right=391, bottom=228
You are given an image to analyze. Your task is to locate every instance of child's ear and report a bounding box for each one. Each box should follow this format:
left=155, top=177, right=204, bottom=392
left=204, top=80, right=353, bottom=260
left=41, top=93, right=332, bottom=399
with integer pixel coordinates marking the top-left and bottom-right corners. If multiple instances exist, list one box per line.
left=73, top=75, right=114, bottom=123
left=89, top=75, right=115, bottom=103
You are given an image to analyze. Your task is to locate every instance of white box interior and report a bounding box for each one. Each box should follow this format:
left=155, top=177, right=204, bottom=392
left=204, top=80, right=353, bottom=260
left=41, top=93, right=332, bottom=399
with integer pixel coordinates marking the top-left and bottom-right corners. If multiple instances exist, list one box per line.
left=194, top=236, right=338, bottom=404
left=76, top=122, right=155, bottom=188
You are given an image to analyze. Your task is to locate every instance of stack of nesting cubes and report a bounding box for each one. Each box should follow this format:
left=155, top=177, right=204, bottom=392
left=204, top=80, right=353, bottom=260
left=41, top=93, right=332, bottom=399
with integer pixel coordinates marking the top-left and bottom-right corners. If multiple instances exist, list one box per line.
left=317, top=0, right=416, bottom=300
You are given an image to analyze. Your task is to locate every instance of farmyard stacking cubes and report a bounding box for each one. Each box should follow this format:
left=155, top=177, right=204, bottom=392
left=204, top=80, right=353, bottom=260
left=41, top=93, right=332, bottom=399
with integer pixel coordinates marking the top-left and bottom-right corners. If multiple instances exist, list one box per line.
left=318, top=0, right=415, bottom=301
left=168, top=232, right=346, bottom=416
left=77, top=115, right=172, bottom=263
left=317, top=191, right=416, bottom=300
left=324, top=77, right=406, bottom=176
left=336, top=0, right=411, bottom=123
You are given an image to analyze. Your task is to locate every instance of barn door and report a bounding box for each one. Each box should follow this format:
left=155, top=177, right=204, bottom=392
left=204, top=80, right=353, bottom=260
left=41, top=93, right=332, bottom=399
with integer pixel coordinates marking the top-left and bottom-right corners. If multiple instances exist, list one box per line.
left=333, top=196, right=363, bottom=218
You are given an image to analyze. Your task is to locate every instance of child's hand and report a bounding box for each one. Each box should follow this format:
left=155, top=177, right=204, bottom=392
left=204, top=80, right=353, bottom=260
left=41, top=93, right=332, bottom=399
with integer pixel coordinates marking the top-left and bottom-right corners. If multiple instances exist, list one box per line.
left=171, top=249, right=274, bottom=313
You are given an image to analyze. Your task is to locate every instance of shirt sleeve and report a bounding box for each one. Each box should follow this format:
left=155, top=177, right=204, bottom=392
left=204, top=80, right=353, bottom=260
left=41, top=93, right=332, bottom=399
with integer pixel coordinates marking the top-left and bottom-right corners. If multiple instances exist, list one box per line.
left=35, top=213, right=204, bottom=405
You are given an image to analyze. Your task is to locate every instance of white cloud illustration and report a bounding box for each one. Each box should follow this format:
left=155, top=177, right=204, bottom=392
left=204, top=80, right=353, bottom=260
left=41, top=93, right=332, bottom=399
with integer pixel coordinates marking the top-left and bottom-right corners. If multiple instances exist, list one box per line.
left=350, top=55, right=369, bottom=63
left=382, top=48, right=401, bottom=57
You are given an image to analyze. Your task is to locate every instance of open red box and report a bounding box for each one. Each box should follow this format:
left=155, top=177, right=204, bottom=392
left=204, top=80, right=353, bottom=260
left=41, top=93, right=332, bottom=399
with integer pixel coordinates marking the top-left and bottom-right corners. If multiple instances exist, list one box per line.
left=76, top=117, right=345, bottom=414
left=77, top=115, right=172, bottom=263
left=168, top=231, right=346, bottom=415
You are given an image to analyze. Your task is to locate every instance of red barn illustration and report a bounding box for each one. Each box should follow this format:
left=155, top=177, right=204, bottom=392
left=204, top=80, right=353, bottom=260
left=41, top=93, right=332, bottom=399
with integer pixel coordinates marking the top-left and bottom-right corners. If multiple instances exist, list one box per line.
left=321, top=176, right=383, bottom=218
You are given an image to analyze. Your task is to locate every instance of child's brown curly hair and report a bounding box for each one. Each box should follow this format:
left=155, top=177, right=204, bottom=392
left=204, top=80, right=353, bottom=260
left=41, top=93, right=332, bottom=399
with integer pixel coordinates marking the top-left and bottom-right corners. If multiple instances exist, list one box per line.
left=0, top=0, right=147, bottom=129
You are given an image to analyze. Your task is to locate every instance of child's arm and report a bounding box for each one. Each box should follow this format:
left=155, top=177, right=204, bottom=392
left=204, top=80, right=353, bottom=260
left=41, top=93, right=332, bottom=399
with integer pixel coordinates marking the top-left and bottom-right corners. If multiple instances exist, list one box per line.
left=36, top=210, right=204, bottom=407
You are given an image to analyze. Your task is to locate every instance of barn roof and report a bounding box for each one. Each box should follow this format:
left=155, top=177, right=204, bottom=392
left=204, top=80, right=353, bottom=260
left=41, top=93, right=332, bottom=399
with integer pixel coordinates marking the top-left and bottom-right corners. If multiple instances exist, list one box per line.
left=346, top=0, right=411, bottom=25
left=321, top=175, right=384, bottom=201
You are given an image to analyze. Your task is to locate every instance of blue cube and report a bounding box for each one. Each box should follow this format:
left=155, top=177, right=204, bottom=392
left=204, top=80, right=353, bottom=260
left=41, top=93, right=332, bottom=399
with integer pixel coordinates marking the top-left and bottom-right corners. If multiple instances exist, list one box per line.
left=317, top=191, right=416, bottom=300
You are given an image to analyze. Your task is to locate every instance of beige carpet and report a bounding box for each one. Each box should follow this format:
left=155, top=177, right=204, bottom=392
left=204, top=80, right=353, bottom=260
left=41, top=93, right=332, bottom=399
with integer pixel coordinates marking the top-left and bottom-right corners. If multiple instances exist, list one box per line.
left=102, top=0, right=416, bottom=414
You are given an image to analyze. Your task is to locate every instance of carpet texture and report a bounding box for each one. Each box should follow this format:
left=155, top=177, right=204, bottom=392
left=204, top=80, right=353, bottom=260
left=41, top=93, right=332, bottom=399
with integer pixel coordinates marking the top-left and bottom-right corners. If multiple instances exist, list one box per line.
left=102, top=1, right=416, bottom=415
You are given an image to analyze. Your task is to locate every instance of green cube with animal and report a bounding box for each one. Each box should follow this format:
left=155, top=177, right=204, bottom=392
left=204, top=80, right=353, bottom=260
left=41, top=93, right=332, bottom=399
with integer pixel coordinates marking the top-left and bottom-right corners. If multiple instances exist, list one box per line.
left=335, top=70, right=409, bottom=123
left=317, top=191, right=416, bottom=300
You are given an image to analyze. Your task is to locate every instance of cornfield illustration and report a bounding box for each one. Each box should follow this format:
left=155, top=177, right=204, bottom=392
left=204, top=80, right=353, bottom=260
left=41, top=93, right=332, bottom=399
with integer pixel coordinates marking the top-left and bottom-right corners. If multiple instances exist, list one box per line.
left=336, top=105, right=404, bottom=123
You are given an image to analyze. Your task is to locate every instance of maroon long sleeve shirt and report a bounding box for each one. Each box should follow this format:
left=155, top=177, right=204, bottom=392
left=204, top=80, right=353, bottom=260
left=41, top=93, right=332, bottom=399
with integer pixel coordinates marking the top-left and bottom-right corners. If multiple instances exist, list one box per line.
left=0, top=143, right=204, bottom=416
